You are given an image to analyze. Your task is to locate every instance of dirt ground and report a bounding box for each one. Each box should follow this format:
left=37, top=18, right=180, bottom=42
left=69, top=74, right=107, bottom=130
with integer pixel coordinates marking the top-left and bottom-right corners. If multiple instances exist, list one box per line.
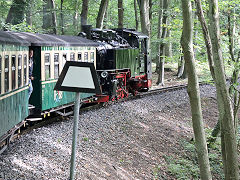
left=0, top=70, right=237, bottom=180
left=150, top=70, right=220, bottom=178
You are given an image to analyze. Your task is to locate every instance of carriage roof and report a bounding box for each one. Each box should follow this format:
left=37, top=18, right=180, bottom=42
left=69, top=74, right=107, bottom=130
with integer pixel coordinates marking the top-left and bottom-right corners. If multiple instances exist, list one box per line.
left=0, top=31, right=30, bottom=46
left=1, top=31, right=99, bottom=47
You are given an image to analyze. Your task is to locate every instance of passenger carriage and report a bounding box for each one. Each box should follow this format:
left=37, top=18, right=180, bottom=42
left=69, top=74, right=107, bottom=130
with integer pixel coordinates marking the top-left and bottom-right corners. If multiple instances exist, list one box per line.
left=8, top=32, right=99, bottom=118
left=0, top=31, right=30, bottom=152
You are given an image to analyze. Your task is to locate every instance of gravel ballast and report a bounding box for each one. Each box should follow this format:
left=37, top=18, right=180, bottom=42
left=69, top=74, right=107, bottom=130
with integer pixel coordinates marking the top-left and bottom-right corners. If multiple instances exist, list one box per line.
left=0, top=85, right=217, bottom=180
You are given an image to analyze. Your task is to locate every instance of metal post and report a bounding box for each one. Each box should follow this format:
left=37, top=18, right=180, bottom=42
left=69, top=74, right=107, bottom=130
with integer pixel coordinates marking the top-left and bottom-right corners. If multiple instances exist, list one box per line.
left=70, top=92, right=81, bottom=180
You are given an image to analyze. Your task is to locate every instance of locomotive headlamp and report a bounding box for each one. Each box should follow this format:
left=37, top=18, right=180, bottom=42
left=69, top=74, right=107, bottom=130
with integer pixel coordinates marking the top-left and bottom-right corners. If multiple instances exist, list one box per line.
left=101, top=71, right=108, bottom=78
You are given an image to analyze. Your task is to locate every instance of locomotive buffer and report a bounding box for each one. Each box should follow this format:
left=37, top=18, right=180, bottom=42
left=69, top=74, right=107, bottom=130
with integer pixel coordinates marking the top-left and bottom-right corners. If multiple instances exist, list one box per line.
left=54, top=61, right=101, bottom=180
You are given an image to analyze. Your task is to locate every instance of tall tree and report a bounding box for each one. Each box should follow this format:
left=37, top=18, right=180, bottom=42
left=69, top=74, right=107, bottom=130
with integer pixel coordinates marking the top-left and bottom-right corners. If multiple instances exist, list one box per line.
left=137, top=0, right=150, bottom=37
left=73, top=0, right=80, bottom=29
left=118, top=0, right=123, bottom=28
left=96, top=0, right=109, bottom=29
left=149, top=0, right=152, bottom=22
left=194, top=0, right=215, bottom=80
left=177, top=49, right=187, bottom=78
left=6, top=0, right=26, bottom=25
left=155, top=0, right=163, bottom=73
left=164, top=29, right=172, bottom=57
left=60, top=0, right=64, bottom=34
left=134, top=0, right=139, bottom=31
left=181, top=0, right=212, bottom=179
left=208, top=0, right=239, bottom=179
left=81, top=0, right=89, bottom=29
left=26, top=0, right=32, bottom=26
left=156, top=0, right=170, bottom=85
left=227, top=8, right=240, bottom=135
left=102, top=0, right=109, bottom=29
left=195, top=0, right=218, bottom=144
left=42, top=0, right=57, bottom=34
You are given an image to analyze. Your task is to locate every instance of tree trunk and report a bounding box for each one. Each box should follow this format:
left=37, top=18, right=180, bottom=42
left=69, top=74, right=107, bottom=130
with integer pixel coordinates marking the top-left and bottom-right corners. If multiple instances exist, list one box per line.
left=96, top=0, right=109, bottom=29
left=195, top=0, right=215, bottom=80
left=6, top=0, right=26, bottom=25
left=60, top=0, right=64, bottom=34
left=103, top=0, right=109, bottom=29
left=228, top=9, right=239, bottom=136
left=118, top=0, right=124, bottom=28
left=177, top=50, right=186, bottom=78
left=208, top=0, right=239, bottom=179
left=227, top=10, right=235, bottom=63
left=73, top=0, right=80, bottom=29
left=42, top=0, right=57, bottom=34
left=81, top=0, right=89, bottom=29
left=181, top=1, right=212, bottom=179
left=26, top=0, right=32, bottom=26
left=165, top=29, right=172, bottom=57
left=149, top=0, right=152, bottom=32
left=156, top=0, right=170, bottom=86
left=195, top=0, right=218, bottom=143
left=155, top=0, right=163, bottom=74
left=149, top=0, right=152, bottom=22
left=134, top=0, right=139, bottom=31
left=137, top=0, right=150, bottom=37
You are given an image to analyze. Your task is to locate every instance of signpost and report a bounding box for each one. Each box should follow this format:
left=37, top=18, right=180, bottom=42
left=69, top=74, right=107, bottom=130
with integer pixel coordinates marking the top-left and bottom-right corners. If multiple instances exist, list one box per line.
left=54, top=61, right=101, bottom=180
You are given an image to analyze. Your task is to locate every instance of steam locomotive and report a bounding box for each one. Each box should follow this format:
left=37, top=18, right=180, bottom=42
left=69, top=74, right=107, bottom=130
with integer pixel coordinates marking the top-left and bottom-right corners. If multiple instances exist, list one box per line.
left=80, top=26, right=152, bottom=102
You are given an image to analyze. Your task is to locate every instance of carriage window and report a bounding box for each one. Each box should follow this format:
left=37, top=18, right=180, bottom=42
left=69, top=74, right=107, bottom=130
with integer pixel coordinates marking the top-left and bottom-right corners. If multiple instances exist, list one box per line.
left=70, top=53, right=75, bottom=61
left=45, top=54, right=51, bottom=80
left=11, top=55, right=16, bottom=90
left=0, top=55, right=1, bottom=94
left=54, top=53, right=59, bottom=79
left=84, top=52, right=88, bottom=62
left=23, top=55, right=27, bottom=85
left=90, top=52, right=94, bottom=62
left=18, top=55, right=22, bottom=87
left=5, top=55, right=9, bottom=92
left=78, top=53, right=82, bottom=61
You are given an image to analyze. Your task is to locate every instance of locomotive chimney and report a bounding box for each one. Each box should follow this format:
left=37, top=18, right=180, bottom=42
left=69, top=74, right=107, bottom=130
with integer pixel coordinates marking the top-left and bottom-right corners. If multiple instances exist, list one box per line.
left=81, top=25, right=92, bottom=39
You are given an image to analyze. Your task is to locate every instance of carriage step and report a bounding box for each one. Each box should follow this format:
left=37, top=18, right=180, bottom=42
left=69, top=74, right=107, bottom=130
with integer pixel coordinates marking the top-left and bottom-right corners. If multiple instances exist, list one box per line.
left=28, top=104, right=35, bottom=110
left=26, top=117, right=42, bottom=121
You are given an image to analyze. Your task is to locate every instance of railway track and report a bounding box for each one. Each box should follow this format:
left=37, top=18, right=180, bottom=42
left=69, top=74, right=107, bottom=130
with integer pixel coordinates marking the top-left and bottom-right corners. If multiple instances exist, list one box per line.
left=0, top=81, right=213, bottom=154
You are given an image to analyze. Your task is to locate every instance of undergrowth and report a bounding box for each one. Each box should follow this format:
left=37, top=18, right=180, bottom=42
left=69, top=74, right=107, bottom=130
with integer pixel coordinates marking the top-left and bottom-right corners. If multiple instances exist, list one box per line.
left=162, top=129, right=224, bottom=179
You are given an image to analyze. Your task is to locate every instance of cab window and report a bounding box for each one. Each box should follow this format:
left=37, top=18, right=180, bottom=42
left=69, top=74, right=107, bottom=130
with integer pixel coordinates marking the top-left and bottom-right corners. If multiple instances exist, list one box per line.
left=5, top=55, right=9, bottom=92
left=70, top=53, right=75, bottom=61
left=23, top=54, right=27, bottom=85
left=45, top=53, right=51, bottom=80
left=18, top=55, right=22, bottom=87
left=54, top=53, right=59, bottom=79
left=84, top=52, right=88, bottom=62
left=12, top=55, right=16, bottom=90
